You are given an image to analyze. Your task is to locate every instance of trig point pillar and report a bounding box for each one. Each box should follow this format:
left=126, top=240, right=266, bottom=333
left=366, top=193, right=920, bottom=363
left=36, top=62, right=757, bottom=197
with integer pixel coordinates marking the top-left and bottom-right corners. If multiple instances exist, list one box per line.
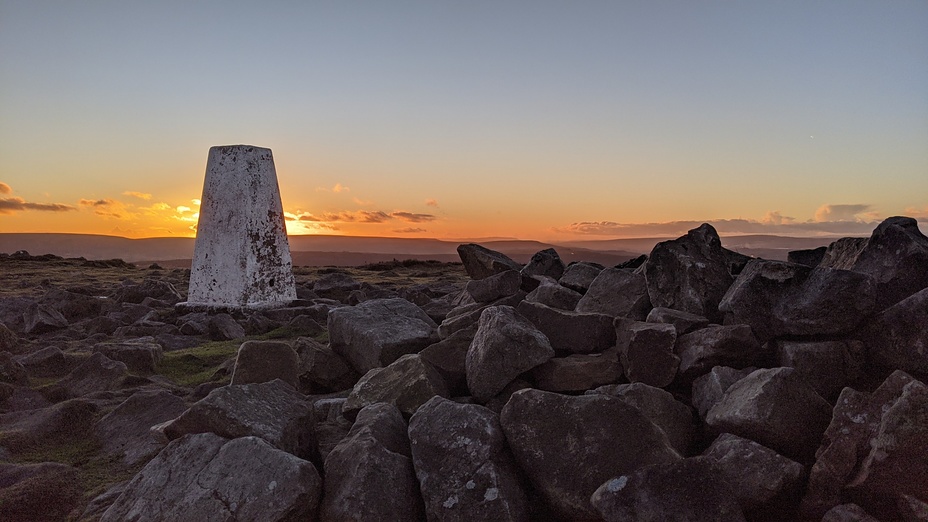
left=181, top=145, right=297, bottom=310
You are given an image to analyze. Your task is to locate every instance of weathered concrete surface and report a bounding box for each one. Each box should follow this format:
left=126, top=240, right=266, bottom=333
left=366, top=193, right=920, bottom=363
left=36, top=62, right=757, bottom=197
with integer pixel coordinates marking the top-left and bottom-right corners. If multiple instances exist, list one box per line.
left=184, top=145, right=297, bottom=309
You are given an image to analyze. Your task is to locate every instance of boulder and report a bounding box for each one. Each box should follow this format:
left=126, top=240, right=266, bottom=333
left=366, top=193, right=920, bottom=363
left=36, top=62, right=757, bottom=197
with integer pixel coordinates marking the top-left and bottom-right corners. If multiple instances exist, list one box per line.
left=0, top=323, right=19, bottom=353
left=0, top=352, right=28, bottom=385
left=500, top=388, right=680, bottom=520
left=821, top=503, right=881, bottom=522
left=436, top=292, right=525, bottom=340
left=465, top=306, right=554, bottom=402
left=558, top=262, right=604, bottom=294
left=575, top=268, right=652, bottom=320
left=676, top=324, right=764, bottom=381
left=409, top=397, right=529, bottom=521
left=457, top=243, right=522, bottom=280
left=94, top=389, right=188, bottom=466
left=419, top=327, right=474, bottom=395
left=615, top=319, right=679, bottom=388
left=465, top=269, right=522, bottom=303
left=0, top=398, right=99, bottom=451
left=703, top=433, right=805, bottom=513
left=516, top=301, right=615, bottom=354
left=802, top=370, right=919, bottom=519
left=207, top=313, right=245, bottom=341
left=312, top=398, right=352, bottom=462
left=160, top=379, right=315, bottom=460
left=718, top=260, right=876, bottom=343
left=706, top=367, right=832, bottom=462
left=23, top=302, right=68, bottom=334
left=14, top=346, right=75, bottom=378
left=521, top=248, right=565, bottom=280
left=230, top=340, right=299, bottom=388
left=643, top=223, right=747, bottom=323
left=312, top=272, right=360, bottom=302
left=774, top=339, right=864, bottom=400
left=57, top=352, right=128, bottom=398
left=0, top=462, right=82, bottom=522
left=590, top=382, right=695, bottom=456
left=788, top=246, right=828, bottom=267
left=294, top=337, right=359, bottom=393
left=112, top=279, right=183, bottom=304
left=691, top=366, right=756, bottom=418
left=93, top=339, right=163, bottom=373
left=819, top=216, right=928, bottom=309
left=524, top=277, right=582, bottom=311
left=590, top=457, right=746, bottom=522
left=321, top=403, right=422, bottom=521
left=645, top=307, right=710, bottom=335
left=864, top=286, right=928, bottom=374
left=343, top=353, right=449, bottom=419
left=532, top=348, right=622, bottom=393
left=101, top=433, right=321, bottom=522
left=328, top=297, right=439, bottom=374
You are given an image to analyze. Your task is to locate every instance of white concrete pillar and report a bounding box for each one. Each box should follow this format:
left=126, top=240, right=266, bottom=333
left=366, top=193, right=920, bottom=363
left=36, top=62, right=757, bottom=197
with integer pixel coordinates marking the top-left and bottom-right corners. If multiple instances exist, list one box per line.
left=183, top=145, right=297, bottom=309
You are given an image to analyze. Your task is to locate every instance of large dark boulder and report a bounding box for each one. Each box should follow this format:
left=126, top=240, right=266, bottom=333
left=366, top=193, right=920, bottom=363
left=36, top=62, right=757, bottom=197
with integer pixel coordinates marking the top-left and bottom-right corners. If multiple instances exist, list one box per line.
left=516, top=301, right=615, bottom=354
left=0, top=398, right=99, bottom=452
left=524, top=277, right=583, bottom=311
left=819, top=216, right=928, bottom=309
left=532, top=348, right=623, bottom=393
left=590, top=382, right=695, bottom=456
left=575, top=268, right=651, bottom=320
left=864, top=286, right=928, bottom=374
left=465, top=269, right=522, bottom=303
left=23, top=302, right=68, bottom=335
left=230, top=340, right=300, bottom=388
left=676, top=325, right=764, bottom=381
left=615, top=319, right=679, bottom=388
left=294, top=336, right=359, bottom=393
left=101, top=433, right=321, bottom=522
left=329, top=297, right=439, bottom=374
left=773, top=339, right=864, bottom=401
left=409, top=397, right=529, bottom=521
left=94, top=389, right=188, bottom=466
left=457, top=244, right=522, bottom=280
left=343, top=353, right=449, bottom=419
left=57, top=352, right=128, bottom=398
left=466, top=306, right=554, bottom=402
left=719, top=260, right=876, bottom=343
left=521, top=248, right=565, bottom=280
left=321, top=403, right=421, bottom=521
left=558, top=262, right=604, bottom=294
left=643, top=224, right=747, bottom=323
left=500, top=388, right=680, bottom=520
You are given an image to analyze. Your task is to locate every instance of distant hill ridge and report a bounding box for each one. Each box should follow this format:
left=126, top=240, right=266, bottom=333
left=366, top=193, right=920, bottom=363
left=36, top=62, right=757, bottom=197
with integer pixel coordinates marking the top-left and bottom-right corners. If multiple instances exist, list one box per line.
left=0, top=232, right=844, bottom=266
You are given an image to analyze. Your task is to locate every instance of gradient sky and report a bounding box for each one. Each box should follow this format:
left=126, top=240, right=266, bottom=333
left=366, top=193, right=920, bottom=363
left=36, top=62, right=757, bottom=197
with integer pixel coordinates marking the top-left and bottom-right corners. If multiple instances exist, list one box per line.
left=1, top=1, right=926, bottom=240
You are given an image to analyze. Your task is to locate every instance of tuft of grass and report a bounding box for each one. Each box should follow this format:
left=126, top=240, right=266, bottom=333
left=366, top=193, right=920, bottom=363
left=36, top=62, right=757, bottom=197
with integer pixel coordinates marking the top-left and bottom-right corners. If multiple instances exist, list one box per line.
left=156, top=339, right=241, bottom=387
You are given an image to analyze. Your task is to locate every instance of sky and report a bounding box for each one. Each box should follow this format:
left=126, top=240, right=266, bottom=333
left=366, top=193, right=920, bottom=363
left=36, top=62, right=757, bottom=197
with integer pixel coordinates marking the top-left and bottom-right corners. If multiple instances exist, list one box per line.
left=1, top=1, right=926, bottom=241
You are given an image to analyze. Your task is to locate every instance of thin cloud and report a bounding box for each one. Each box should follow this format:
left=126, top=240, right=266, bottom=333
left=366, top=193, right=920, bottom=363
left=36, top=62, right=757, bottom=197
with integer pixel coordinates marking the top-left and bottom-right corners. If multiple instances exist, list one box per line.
left=425, top=198, right=439, bottom=208
left=79, top=198, right=134, bottom=219
left=298, top=210, right=390, bottom=223
left=79, top=198, right=116, bottom=208
left=554, top=217, right=882, bottom=238
left=814, top=204, right=872, bottom=222
left=393, top=227, right=427, bottom=233
left=0, top=197, right=76, bottom=214
left=904, top=206, right=928, bottom=219
left=316, top=183, right=351, bottom=193
left=0, top=182, right=11, bottom=194
left=123, top=191, right=152, bottom=200
left=391, top=211, right=437, bottom=223
left=352, top=197, right=373, bottom=206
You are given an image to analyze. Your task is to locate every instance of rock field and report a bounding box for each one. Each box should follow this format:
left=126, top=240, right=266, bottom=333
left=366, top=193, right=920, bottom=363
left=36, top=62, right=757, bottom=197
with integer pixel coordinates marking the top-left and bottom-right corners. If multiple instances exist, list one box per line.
left=1, top=216, right=927, bottom=521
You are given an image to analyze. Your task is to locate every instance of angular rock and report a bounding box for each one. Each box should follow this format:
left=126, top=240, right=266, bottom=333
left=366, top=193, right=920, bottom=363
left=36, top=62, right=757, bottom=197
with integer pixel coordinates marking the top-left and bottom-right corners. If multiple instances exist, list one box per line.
left=615, top=319, right=679, bottom=388
left=788, top=246, right=828, bottom=267
left=590, top=382, right=694, bottom=455
left=576, top=268, right=652, bottom=320
left=294, top=336, right=359, bottom=393
left=802, top=370, right=919, bottom=519
left=645, top=307, right=710, bottom=335
left=0, top=398, right=99, bottom=451
left=344, top=353, right=449, bottom=419
left=207, top=313, right=245, bottom=341
left=0, top=462, right=82, bottom=522
left=676, top=325, right=763, bottom=381
left=312, top=398, right=352, bottom=462
left=643, top=223, right=746, bottom=323
left=312, top=272, right=360, bottom=302
left=819, top=216, right=928, bottom=309
left=230, top=340, right=299, bottom=388
left=590, top=457, right=746, bottom=522
left=500, top=388, right=680, bottom=520
left=516, top=301, right=615, bottom=354
left=691, top=366, right=756, bottom=418
left=101, top=433, right=321, bottom=522
left=0, top=323, right=19, bottom=354
left=532, top=348, right=622, bottom=393
left=898, top=494, right=928, bottom=521
left=524, top=276, right=582, bottom=311
left=409, top=397, right=529, bottom=521
left=521, top=248, right=565, bottom=280
left=58, top=352, right=128, bottom=398
left=93, top=339, right=163, bottom=373
left=161, top=379, right=315, bottom=459
left=23, top=302, right=68, bottom=334
left=703, top=433, right=805, bottom=513
left=419, top=327, right=474, bottom=395
left=457, top=243, right=522, bottom=280
left=558, top=262, right=604, bottom=294
left=707, top=367, right=832, bottom=462
left=865, top=286, right=928, bottom=374
left=0, top=351, right=28, bottom=385
left=112, top=279, right=183, bottom=305
left=321, top=403, right=421, bottom=521
left=466, top=269, right=521, bottom=303
left=846, top=378, right=928, bottom=517
left=466, top=306, right=554, bottom=402
left=774, top=339, right=864, bottom=400
left=719, top=259, right=876, bottom=343
left=94, top=390, right=188, bottom=466
left=328, top=297, right=439, bottom=374
left=821, top=503, right=881, bottom=522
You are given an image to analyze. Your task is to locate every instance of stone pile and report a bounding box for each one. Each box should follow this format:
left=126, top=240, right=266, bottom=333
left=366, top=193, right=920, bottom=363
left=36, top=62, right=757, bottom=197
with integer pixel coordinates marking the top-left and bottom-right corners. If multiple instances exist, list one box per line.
left=0, top=216, right=926, bottom=521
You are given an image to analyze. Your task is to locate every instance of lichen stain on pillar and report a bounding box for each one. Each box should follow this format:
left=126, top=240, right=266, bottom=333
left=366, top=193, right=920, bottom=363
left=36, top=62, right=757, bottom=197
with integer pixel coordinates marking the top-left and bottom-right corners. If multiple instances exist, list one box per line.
left=181, top=145, right=297, bottom=309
